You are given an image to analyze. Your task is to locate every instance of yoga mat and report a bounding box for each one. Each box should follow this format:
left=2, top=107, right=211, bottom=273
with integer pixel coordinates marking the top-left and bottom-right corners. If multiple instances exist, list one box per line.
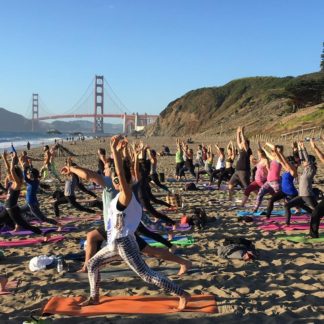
left=259, top=224, right=324, bottom=231
left=237, top=209, right=307, bottom=217
left=42, top=294, right=217, bottom=315
left=146, top=236, right=195, bottom=247
left=276, top=234, right=324, bottom=243
left=66, top=267, right=202, bottom=280
left=0, top=280, right=18, bottom=295
left=256, top=215, right=310, bottom=223
left=162, top=224, right=192, bottom=232
left=0, top=226, right=76, bottom=236
left=0, top=236, right=64, bottom=247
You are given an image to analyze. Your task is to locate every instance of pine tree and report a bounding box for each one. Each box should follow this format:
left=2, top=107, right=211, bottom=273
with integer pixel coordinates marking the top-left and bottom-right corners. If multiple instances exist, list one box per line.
left=321, top=42, right=324, bottom=72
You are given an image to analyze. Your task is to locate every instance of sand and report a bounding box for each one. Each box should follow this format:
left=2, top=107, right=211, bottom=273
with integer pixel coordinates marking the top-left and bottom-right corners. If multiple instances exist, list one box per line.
left=0, top=136, right=323, bottom=323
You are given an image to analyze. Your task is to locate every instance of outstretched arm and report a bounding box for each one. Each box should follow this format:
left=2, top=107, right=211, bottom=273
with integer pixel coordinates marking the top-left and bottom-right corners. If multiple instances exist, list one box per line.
left=310, top=138, right=324, bottom=164
left=274, top=148, right=297, bottom=177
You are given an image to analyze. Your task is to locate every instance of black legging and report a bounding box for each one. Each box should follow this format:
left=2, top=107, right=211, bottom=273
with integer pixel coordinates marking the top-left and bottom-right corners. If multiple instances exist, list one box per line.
left=150, top=173, right=169, bottom=192
left=136, top=222, right=172, bottom=249
left=266, top=191, right=297, bottom=218
left=176, top=162, right=184, bottom=177
left=53, top=196, right=96, bottom=217
left=217, top=167, right=235, bottom=188
left=310, top=199, right=324, bottom=238
left=6, top=206, right=42, bottom=234
left=285, top=196, right=317, bottom=225
left=0, top=208, right=15, bottom=229
left=77, top=182, right=97, bottom=198
left=209, top=168, right=224, bottom=184
left=180, top=160, right=196, bottom=178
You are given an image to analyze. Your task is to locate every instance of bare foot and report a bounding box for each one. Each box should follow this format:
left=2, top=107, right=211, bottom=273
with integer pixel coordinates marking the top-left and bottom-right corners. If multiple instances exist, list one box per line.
left=178, top=261, right=192, bottom=276
left=43, top=233, right=51, bottom=242
left=0, top=277, right=8, bottom=292
left=168, top=232, right=174, bottom=241
left=79, top=297, right=99, bottom=307
left=77, top=264, right=88, bottom=273
left=57, top=224, right=63, bottom=232
left=178, top=292, right=190, bottom=311
left=13, top=225, right=23, bottom=232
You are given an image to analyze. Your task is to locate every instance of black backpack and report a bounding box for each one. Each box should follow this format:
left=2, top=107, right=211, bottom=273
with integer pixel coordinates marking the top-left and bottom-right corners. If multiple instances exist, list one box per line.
left=184, top=182, right=198, bottom=191
left=188, top=207, right=207, bottom=229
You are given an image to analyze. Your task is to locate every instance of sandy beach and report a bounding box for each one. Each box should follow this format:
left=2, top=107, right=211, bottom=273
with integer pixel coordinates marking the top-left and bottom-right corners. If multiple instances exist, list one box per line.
left=0, top=136, right=323, bottom=324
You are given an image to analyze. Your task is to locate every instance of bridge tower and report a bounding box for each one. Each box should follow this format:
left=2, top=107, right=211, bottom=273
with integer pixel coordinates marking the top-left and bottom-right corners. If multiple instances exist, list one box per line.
left=32, top=93, right=39, bottom=132
left=94, top=75, right=104, bottom=133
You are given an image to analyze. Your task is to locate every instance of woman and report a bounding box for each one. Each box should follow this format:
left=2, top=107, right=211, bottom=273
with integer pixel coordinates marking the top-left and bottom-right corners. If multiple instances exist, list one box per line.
left=1, top=151, right=48, bottom=239
left=196, top=145, right=214, bottom=183
left=175, top=139, right=184, bottom=181
left=266, top=150, right=298, bottom=219
left=76, top=135, right=190, bottom=310
left=253, top=143, right=283, bottom=212
left=216, top=141, right=236, bottom=189
left=284, top=142, right=318, bottom=226
left=241, top=149, right=269, bottom=207
left=147, top=149, right=169, bottom=192
left=209, top=144, right=225, bottom=185
left=180, top=145, right=196, bottom=178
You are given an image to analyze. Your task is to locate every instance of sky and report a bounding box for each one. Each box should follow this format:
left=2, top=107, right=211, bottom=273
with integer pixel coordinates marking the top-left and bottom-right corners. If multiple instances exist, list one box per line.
left=0, top=0, right=323, bottom=120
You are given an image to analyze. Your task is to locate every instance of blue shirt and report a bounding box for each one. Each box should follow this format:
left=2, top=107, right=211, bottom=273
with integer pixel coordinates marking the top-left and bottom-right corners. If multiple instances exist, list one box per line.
left=23, top=171, right=39, bottom=205
left=281, top=172, right=298, bottom=196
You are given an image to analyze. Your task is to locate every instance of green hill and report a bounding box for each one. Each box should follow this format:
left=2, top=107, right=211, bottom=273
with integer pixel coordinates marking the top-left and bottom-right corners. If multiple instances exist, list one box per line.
left=148, top=72, right=324, bottom=136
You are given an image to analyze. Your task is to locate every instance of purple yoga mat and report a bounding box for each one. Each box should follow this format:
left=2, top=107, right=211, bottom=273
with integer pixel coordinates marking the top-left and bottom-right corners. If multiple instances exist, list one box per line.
left=0, top=226, right=75, bottom=236
left=165, top=224, right=192, bottom=232
left=0, top=235, right=64, bottom=247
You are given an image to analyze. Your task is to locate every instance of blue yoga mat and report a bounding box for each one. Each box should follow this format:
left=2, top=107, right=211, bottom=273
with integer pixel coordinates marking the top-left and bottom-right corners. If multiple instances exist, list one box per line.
left=237, top=209, right=307, bottom=217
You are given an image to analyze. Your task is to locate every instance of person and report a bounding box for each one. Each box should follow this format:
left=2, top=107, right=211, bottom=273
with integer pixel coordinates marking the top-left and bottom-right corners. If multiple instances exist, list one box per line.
left=26, top=141, right=31, bottom=151
left=97, top=148, right=107, bottom=175
left=228, top=126, right=252, bottom=201
left=309, top=138, right=324, bottom=237
left=53, top=162, right=96, bottom=218
left=216, top=141, right=236, bottom=189
left=0, top=276, right=8, bottom=293
left=77, top=135, right=190, bottom=310
left=253, top=143, right=283, bottom=212
left=18, top=155, right=63, bottom=229
left=175, top=139, right=185, bottom=181
left=1, top=151, right=48, bottom=240
left=179, top=144, right=196, bottom=178
left=284, top=141, right=317, bottom=226
left=40, top=145, right=61, bottom=182
left=266, top=150, right=298, bottom=218
left=147, top=149, right=169, bottom=192
left=241, top=149, right=269, bottom=207
left=195, top=144, right=204, bottom=168
left=209, top=144, right=225, bottom=185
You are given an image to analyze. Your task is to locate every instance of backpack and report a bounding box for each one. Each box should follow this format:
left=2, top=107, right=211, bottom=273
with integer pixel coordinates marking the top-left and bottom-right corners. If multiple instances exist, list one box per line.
left=188, top=207, right=207, bottom=229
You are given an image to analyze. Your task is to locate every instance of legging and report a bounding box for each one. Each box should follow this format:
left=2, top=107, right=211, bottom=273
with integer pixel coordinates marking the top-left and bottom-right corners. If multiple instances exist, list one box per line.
left=6, top=206, right=42, bottom=235
left=137, top=222, right=172, bottom=249
left=266, top=191, right=297, bottom=218
left=150, top=173, right=169, bottom=192
left=180, top=161, right=196, bottom=178
left=0, top=208, right=15, bottom=229
left=77, top=182, right=97, bottom=198
left=53, top=196, right=96, bottom=217
left=310, top=199, right=324, bottom=238
left=217, top=167, right=235, bottom=188
left=175, top=162, right=184, bottom=177
left=285, top=196, right=317, bottom=225
left=87, top=234, right=185, bottom=299
left=254, top=181, right=280, bottom=211
left=209, top=168, right=224, bottom=184
left=20, top=203, right=58, bottom=226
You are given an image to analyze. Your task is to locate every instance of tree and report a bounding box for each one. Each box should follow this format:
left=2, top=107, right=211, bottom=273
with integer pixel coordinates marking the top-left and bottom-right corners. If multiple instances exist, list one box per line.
left=321, top=42, right=324, bottom=72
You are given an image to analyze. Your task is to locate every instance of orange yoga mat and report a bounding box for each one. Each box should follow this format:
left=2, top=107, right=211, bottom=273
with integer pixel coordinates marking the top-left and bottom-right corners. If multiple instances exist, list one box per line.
left=42, top=295, right=217, bottom=316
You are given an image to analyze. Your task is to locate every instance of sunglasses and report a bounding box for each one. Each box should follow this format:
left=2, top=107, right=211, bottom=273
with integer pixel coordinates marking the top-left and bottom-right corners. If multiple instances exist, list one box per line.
left=113, top=177, right=119, bottom=184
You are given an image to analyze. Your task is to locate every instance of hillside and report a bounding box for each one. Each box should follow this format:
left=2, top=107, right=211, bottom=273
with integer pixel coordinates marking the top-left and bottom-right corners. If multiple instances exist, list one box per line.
left=0, top=108, right=122, bottom=134
left=147, top=72, right=324, bottom=136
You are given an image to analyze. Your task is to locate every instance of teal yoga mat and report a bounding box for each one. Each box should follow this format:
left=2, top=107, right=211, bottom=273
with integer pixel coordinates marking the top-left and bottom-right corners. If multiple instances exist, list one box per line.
left=276, top=234, right=324, bottom=243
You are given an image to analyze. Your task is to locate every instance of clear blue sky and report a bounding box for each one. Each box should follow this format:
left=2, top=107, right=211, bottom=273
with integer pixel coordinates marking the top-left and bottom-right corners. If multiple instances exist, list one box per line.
left=0, top=0, right=323, bottom=119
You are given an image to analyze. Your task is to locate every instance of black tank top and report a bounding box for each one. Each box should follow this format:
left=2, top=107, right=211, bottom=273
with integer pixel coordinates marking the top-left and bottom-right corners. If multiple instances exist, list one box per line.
left=5, top=187, right=20, bottom=209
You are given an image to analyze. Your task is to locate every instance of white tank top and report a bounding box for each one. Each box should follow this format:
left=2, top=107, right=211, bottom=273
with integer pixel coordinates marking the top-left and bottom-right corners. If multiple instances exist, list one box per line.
left=215, top=157, right=225, bottom=170
left=106, top=192, right=142, bottom=250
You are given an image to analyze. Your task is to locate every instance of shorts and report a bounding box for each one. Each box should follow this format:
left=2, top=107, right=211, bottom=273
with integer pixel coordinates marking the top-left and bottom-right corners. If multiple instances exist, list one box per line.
left=96, top=225, right=147, bottom=251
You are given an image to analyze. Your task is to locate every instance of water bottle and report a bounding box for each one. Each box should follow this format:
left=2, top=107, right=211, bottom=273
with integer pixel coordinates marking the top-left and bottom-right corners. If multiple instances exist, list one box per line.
left=57, top=257, right=63, bottom=273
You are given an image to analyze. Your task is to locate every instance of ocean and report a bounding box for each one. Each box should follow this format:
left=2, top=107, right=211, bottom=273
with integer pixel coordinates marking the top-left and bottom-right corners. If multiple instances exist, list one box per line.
left=0, top=131, right=94, bottom=151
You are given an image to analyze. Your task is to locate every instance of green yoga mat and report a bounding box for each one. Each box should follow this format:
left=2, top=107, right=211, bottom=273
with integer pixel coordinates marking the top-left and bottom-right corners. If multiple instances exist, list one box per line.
left=148, top=236, right=195, bottom=247
left=277, top=234, right=324, bottom=243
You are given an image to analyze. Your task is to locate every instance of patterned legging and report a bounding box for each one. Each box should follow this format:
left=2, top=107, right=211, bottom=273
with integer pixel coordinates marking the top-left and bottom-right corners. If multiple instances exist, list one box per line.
left=87, top=234, right=185, bottom=299
left=254, top=181, right=280, bottom=211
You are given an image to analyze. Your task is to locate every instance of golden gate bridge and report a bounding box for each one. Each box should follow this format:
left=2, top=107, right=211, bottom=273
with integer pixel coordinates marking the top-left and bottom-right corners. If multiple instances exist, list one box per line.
left=29, top=75, right=158, bottom=134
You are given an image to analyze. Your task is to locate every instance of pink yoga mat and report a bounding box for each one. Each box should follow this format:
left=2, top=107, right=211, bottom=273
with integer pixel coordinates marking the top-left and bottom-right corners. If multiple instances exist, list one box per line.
left=256, top=215, right=310, bottom=223
left=0, top=236, right=64, bottom=247
left=259, top=224, right=324, bottom=231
